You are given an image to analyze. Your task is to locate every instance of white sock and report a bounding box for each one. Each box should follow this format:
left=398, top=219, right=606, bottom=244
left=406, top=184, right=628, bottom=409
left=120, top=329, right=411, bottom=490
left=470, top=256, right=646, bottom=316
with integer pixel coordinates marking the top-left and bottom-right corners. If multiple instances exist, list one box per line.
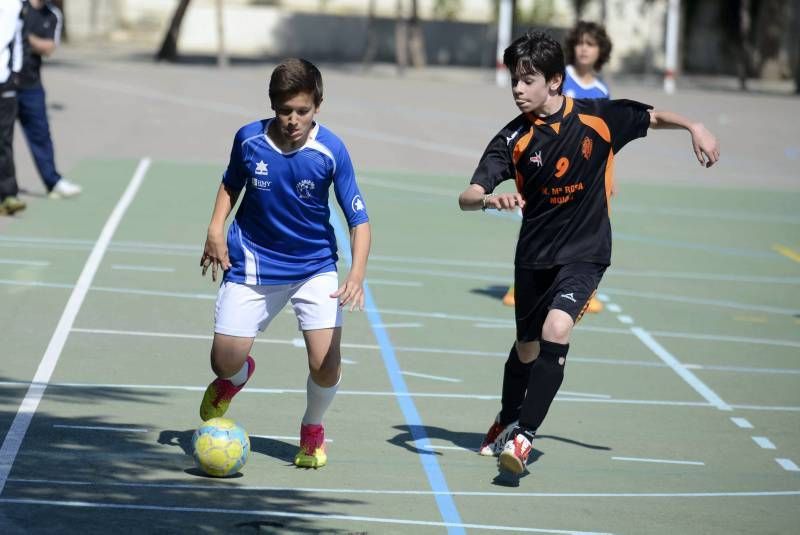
left=302, top=374, right=340, bottom=425
left=225, top=359, right=250, bottom=386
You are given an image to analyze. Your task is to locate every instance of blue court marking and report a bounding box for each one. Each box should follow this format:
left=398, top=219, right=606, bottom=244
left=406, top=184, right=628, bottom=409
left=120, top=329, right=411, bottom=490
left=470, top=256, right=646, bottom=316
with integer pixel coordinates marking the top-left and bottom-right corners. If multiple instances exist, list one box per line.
left=330, top=209, right=465, bottom=534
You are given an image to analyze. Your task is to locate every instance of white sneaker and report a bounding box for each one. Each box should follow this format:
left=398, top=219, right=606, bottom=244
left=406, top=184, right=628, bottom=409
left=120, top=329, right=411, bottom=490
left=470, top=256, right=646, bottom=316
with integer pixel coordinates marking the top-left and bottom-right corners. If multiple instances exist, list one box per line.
left=49, top=179, right=82, bottom=199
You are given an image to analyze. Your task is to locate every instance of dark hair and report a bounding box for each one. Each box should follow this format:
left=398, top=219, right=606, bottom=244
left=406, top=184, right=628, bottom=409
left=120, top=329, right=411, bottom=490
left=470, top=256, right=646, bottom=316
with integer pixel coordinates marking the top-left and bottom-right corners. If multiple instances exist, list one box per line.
left=503, top=31, right=565, bottom=91
left=564, top=21, right=613, bottom=71
left=268, top=58, right=323, bottom=107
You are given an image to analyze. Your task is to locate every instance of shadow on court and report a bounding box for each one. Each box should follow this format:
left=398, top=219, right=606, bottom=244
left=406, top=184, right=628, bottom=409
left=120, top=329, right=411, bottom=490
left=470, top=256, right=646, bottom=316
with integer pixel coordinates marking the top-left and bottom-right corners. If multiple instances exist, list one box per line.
left=158, top=429, right=298, bottom=465
left=388, top=424, right=483, bottom=455
left=0, top=379, right=363, bottom=534
left=470, top=285, right=509, bottom=302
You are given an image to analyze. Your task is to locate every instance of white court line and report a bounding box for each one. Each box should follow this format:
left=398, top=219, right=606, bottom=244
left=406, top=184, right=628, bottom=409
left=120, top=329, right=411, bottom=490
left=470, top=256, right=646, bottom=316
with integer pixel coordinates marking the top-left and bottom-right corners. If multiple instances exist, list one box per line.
left=401, top=371, right=462, bottom=383
left=0, top=157, right=151, bottom=496
left=53, top=424, right=148, bottom=433
left=425, top=445, right=477, bottom=452
left=341, top=358, right=358, bottom=365
left=0, top=380, right=717, bottom=407
left=0, top=285, right=787, bottom=347
left=604, top=287, right=799, bottom=316
left=631, top=327, right=732, bottom=411
left=775, top=458, right=799, bottom=472
left=365, top=278, right=423, bottom=287
left=612, top=456, right=705, bottom=466
left=0, top=497, right=609, bottom=535
left=250, top=435, right=333, bottom=444
left=5, top=235, right=799, bottom=284
left=606, top=303, right=621, bottom=313
left=111, top=264, right=175, bottom=273
left=0, top=259, right=49, bottom=266
left=685, top=363, right=800, bottom=375
left=752, top=436, right=777, bottom=450
left=730, top=417, right=753, bottom=429
left=7, top=477, right=800, bottom=498
left=617, top=315, right=634, bottom=325
left=372, top=322, right=423, bottom=329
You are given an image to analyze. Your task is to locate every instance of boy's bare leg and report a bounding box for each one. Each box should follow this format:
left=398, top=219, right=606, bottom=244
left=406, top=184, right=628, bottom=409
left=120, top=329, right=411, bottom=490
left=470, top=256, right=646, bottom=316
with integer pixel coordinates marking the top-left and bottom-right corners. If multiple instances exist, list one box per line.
left=294, top=327, right=342, bottom=468
left=210, top=333, right=254, bottom=378
left=199, top=333, right=256, bottom=421
left=302, top=327, right=342, bottom=387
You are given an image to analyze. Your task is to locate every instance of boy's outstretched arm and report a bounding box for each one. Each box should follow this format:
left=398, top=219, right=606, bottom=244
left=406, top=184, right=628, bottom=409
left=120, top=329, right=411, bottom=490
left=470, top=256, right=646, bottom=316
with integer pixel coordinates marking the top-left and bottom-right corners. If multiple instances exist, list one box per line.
left=649, top=110, right=720, bottom=167
left=331, top=222, right=371, bottom=311
left=201, top=183, right=240, bottom=281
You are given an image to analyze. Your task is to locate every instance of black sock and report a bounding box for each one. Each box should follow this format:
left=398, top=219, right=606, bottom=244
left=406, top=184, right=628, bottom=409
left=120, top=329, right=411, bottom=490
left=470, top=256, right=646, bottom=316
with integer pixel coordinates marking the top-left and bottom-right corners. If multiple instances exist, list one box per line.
left=518, top=340, right=569, bottom=433
left=499, top=344, right=533, bottom=425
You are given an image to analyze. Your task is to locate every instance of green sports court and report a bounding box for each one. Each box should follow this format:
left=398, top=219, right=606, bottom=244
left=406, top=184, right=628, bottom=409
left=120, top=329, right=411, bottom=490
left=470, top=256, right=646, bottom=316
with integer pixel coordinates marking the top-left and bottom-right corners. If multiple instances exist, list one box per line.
left=1, top=45, right=799, bottom=534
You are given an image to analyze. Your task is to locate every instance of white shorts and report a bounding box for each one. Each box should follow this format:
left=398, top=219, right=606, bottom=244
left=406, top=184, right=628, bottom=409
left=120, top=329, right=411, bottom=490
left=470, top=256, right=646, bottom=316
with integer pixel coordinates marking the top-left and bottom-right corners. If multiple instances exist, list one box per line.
left=214, top=271, right=342, bottom=337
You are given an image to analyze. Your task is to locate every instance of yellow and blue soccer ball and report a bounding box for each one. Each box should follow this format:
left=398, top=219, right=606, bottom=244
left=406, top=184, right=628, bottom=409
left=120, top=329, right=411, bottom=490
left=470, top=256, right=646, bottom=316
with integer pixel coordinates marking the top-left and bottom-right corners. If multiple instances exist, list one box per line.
left=192, top=417, right=250, bottom=477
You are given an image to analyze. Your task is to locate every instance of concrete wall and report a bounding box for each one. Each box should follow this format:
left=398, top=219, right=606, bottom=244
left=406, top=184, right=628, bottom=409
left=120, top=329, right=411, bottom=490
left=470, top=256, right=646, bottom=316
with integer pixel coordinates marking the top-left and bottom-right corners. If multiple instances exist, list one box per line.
left=62, top=0, right=671, bottom=73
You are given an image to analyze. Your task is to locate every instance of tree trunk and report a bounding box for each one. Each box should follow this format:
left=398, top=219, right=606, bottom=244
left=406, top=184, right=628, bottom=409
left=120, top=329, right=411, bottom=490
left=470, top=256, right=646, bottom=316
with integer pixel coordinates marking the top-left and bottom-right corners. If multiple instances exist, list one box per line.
left=737, top=0, right=752, bottom=90
left=408, top=0, right=426, bottom=67
left=215, top=0, right=228, bottom=67
left=794, top=0, right=800, bottom=92
left=155, top=0, right=192, bottom=62
left=395, top=0, right=409, bottom=73
left=362, top=0, right=378, bottom=69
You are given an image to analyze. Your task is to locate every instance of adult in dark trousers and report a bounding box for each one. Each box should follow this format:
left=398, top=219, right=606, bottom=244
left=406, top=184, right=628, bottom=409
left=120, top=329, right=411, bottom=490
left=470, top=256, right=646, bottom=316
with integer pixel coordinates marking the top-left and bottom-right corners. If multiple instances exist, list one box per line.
left=17, top=0, right=80, bottom=198
left=0, top=0, right=24, bottom=215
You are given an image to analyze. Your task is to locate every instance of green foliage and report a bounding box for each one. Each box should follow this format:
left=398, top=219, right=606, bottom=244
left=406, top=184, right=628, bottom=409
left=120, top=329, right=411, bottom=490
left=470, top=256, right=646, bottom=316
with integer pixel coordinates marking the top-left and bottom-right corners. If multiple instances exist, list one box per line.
left=433, top=0, right=461, bottom=20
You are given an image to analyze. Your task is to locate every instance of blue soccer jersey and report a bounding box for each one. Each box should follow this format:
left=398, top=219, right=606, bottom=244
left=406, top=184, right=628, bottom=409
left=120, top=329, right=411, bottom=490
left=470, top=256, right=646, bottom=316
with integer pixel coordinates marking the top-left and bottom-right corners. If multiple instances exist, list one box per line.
left=562, top=65, right=610, bottom=100
left=221, top=119, right=369, bottom=285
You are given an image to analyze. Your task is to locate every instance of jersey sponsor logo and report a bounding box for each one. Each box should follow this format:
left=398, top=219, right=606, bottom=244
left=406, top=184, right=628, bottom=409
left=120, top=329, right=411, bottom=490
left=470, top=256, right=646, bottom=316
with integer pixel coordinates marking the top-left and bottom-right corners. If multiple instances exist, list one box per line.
left=250, top=177, right=272, bottom=190
left=351, top=195, right=365, bottom=212
left=295, top=179, right=315, bottom=199
left=530, top=151, right=543, bottom=167
left=560, top=292, right=576, bottom=303
left=254, top=160, right=269, bottom=175
left=505, top=127, right=522, bottom=145
left=581, top=136, right=593, bottom=160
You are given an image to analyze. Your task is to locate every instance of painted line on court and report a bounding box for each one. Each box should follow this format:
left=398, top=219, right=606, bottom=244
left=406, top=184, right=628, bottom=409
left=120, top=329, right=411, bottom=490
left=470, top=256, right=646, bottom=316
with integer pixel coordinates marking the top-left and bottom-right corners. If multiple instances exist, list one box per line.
left=5, top=235, right=800, bottom=285
left=752, top=437, right=777, bottom=450
left=365, top=278, right=423, bottom=287
left=0, top=497, right=608, bottom=535
left=372, top=322, right=424, bottom=329
left=617, top=315, right=634, bottom=325
left=111, top=264, right=175, bottom=273
left=250, top=435, right=333, bottom=444
left=7, top=379, right=797, bottom=411
left=0, top=258, right=49, bottom=266
left=604, top=287, right=799, bottom=316
left=631, top=327, right=732, bottom=411
left=329, top=211, right=464, bottom=533
left=7, top=477, right=800, bottom=498
left=775, top=458, right=799, bottom=472
left=0, top=279, right=800, bottom=354
left=730, top=417, right=753, bottom=429
left=606, top=303, right=621, bottom=313
left=0, top=157, right=151, bottom=496
left=773, top=244, right=800, bottom=263
left=401, top=371, right=462, bottom=383
left=52, top=424, right=148, bottom=433
left=612, top=456, right=704, bottom=466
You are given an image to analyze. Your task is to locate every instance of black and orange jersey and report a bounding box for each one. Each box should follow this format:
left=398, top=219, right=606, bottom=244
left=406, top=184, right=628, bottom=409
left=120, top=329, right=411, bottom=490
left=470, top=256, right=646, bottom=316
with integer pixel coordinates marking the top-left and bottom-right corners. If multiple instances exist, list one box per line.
left=470, top=97, right=652, bottom=268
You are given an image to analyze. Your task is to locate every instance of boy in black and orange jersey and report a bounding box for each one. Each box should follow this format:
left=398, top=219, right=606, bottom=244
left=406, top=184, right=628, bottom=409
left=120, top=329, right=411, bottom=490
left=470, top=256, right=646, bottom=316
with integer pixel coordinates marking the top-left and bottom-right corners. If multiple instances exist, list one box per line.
left=458, top=31, right=719, bottom=476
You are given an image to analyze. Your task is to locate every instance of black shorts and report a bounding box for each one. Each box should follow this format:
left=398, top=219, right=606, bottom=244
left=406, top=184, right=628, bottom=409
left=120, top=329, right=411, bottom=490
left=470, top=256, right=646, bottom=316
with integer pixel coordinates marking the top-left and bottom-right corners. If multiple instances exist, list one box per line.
left=514, top=262, right=607, bottom=343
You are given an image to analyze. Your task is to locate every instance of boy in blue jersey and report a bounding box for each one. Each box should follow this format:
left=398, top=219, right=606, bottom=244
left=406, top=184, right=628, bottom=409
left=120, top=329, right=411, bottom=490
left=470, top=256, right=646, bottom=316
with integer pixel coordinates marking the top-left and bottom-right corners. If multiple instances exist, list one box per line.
left=562, top=21, right=612, bottom=100
left=199, top=58, right=371, bottom=469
